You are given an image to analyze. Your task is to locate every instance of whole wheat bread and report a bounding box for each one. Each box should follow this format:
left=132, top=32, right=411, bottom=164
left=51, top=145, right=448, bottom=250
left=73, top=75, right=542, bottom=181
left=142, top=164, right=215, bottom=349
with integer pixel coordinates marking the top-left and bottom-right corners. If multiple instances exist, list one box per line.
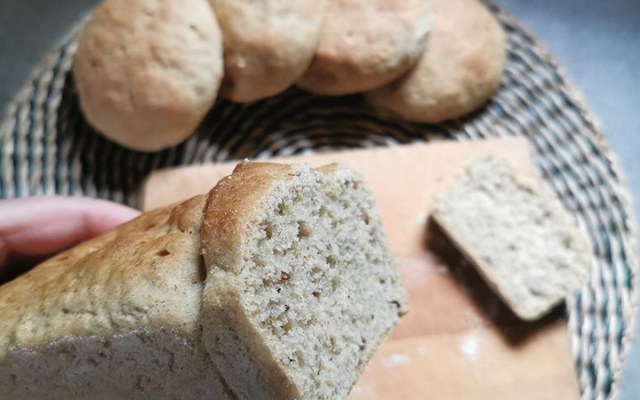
left=432, top=156, right=591, bottom=321
left=0, top=162, right=407, bottom=400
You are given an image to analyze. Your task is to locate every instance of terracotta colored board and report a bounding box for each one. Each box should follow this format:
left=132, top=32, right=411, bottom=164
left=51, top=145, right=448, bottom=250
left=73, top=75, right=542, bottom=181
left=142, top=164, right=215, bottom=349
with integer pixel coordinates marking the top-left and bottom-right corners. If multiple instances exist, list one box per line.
left=141, top=138, right=580, bottom=400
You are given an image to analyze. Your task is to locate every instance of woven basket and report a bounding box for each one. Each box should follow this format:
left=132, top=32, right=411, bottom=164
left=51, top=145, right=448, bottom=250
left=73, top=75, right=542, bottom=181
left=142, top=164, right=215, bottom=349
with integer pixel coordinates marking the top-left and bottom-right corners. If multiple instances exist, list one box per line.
left=0, top=2, right=636, bottom=400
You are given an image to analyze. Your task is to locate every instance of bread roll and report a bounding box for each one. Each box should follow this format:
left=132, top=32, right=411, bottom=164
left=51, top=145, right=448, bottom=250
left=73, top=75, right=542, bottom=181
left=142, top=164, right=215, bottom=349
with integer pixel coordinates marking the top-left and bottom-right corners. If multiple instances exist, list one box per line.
left=298, top=0, right=430, bottom=96
left=0, top=162, right=408, bottom=400
left=365, top=0, right=506, bottom=123
left=73, top=0, right=223, bottom=152
left=210, top=0, right=327, bottom=103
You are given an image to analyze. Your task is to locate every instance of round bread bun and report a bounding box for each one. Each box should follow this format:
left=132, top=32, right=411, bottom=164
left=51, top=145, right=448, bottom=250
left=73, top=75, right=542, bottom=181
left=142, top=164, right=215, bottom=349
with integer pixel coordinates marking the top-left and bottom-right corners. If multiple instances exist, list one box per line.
left=365, top=0, right=506, bottom=123
left=73, top=0, right=223, bottom=152
left=211, top=0, right=327, bottom=103
left=297, top=0, right=431, bottom=96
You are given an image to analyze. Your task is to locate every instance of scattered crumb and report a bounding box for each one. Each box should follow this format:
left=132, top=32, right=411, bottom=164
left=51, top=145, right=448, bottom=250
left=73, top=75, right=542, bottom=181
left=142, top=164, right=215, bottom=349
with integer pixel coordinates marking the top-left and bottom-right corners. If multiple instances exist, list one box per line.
left=350, top=384, right=377, bottom=398
left=435, top=264, right=449, bottom=275
left=459, top=311, right=482, bottom=364
left=458, top=330, right=480, bottom=363
left=381, top=353, right=410, bottom=368
left=414, top=211, right=428, bottom=226
left=465, top=310, right=482, bottom=328
left=401, top=260, right=431, bottom=283
left=416, top=346, right=427, bottom=356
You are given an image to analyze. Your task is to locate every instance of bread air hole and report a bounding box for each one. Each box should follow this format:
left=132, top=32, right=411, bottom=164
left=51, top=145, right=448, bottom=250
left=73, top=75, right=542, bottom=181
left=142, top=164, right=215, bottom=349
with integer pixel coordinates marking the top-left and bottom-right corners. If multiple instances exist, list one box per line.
left=277, top=201, right=287, bottom=216
left=156, top=249, right=170, bottom=257
left=297, top=221, right=312, bottom=238
left=326, top=256, right=336, bottom=268
left=310, top=266, right=324, bottom=281
left=197, top=256, right=207, bottom=284
left=264, top=223, right=273, bottom=239
left=363, top=213, right=371, bottom=225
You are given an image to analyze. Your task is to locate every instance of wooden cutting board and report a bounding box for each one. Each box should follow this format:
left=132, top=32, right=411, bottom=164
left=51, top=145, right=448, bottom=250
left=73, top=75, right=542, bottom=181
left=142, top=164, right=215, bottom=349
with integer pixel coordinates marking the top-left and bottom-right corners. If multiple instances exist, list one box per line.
left=141, top=138, right=581, bottom=400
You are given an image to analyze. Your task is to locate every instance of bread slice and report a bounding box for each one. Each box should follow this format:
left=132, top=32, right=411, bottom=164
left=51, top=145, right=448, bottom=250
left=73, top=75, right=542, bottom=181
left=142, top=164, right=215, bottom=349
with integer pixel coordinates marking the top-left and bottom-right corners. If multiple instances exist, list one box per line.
left=0, top=162, right=407, bottom=400
left=432, top=156, right=591, bottom=321
left=201, top=162, right=408, bottom=400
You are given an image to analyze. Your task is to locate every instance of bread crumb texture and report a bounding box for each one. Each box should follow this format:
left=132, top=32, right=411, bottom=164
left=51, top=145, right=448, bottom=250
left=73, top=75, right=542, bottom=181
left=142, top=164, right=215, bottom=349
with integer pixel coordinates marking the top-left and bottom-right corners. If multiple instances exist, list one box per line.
left=201, top=162, right=408, bottom=400
left=433, top=156, right=591, bottom=320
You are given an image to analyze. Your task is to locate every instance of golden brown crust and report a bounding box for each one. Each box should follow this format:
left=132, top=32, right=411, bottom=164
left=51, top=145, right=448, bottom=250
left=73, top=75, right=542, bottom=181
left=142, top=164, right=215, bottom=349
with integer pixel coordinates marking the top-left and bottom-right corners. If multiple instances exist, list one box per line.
left=0, top=195, right=208, bottom=357
left=199, top=162, right=320, bottom=400
left=200, top=162, right=295, bottom=271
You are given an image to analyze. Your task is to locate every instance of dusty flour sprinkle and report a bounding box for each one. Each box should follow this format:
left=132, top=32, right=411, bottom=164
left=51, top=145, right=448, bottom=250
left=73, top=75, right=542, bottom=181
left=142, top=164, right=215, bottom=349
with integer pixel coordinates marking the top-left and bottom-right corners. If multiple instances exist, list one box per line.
left=381, top=353, right=410, bottom=368
left=458, top=331, right=480, bottom=363
left=458, top=311, right=482, bottom=363
left=351, top=385, right=377, bottom=398
left=414, top=211, right=428, bottom=226
left=435, top=264, right=449, bottom=275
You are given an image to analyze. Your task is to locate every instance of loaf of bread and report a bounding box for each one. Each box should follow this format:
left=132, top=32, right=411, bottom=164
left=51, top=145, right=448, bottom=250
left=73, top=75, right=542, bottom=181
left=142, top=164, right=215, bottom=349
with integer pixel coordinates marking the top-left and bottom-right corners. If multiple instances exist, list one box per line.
left=210, top=0, right=327, bottom=103
left=73, top=0, right=224, bottom=152
left=365, top=0, right=505, bottom=123
left=0, top=162, right=408, bottom=400
left=432, top=156, right=591, bottom=320
left=298, top=0, right=431, bottom=95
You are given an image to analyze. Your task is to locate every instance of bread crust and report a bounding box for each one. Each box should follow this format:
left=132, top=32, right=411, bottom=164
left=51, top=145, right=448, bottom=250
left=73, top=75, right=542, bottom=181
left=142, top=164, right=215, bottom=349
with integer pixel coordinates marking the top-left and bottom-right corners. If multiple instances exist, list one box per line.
left=0, top=195, right=209, bottom=358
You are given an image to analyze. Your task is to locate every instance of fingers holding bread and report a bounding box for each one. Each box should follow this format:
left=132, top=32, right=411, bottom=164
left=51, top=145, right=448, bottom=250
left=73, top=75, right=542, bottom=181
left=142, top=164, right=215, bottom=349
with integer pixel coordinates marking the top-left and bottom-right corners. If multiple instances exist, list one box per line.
left=365, top=0, right=506, bottom=123
left=297, top=0, right=431, bottom=95
left=210, top=0, right=327, bottom=103
left=73, top=0, right=224, bottom=152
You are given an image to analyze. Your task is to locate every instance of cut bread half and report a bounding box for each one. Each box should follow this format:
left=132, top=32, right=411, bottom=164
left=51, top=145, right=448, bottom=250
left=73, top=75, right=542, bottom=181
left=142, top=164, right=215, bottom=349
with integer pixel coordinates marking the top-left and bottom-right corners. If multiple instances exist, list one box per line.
left=201, top=162, right=408, bottom=400
left=0, top=162, right=407, bottom=400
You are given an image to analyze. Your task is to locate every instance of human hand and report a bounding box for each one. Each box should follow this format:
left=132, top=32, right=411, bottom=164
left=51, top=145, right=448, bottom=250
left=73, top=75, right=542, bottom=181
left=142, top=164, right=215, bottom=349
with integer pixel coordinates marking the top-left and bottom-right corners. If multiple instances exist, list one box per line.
left=0, top=196, right=140, bottom=282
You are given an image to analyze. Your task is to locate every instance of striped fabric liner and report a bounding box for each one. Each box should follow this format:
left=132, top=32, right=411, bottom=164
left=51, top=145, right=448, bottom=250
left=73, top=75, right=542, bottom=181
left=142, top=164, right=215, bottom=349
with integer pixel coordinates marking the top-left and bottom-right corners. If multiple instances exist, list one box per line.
left=0, top=2, right=636, bottom=400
